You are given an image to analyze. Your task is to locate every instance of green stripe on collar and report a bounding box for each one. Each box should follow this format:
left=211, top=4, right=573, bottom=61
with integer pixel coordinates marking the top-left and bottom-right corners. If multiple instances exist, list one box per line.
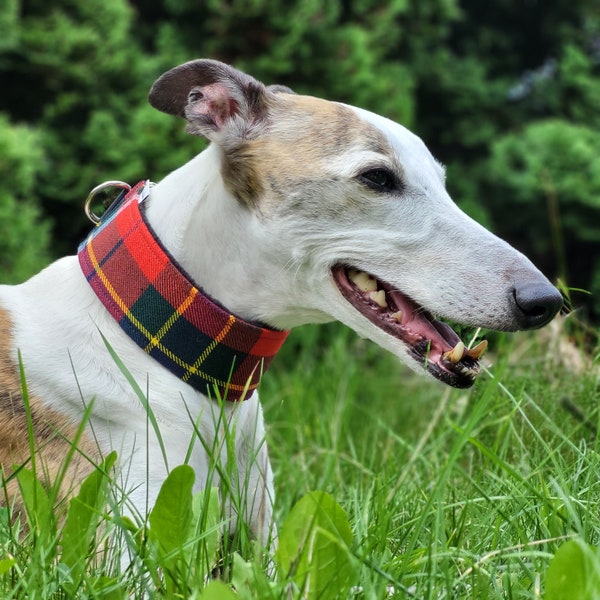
left=78, top=181, right=289, bottom=401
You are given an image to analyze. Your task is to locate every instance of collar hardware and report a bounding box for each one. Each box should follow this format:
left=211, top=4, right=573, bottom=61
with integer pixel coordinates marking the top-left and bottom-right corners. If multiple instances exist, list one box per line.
left=84, top=181, right=133, bottom=225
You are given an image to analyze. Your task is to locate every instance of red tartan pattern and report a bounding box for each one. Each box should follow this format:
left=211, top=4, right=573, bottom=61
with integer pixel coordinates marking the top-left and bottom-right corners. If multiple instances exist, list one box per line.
left=78, top=181, right=289, bottom=401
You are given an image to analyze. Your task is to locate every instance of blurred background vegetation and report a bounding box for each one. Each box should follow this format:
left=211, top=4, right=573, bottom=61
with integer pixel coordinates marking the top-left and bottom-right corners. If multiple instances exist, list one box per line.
left=0, top=0, right=599, bottom=322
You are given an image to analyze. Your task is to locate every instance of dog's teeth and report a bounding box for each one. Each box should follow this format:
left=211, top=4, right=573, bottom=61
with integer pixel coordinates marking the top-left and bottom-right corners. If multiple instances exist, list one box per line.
left=369, top=290, right=387, bottom=307
left=443, top=341, right=465, bottom=364
left=391, top=310, right=404, bottom=323
left=348, top=269, right=378, bottom=292
left=465, top=340, right=488, bottom=360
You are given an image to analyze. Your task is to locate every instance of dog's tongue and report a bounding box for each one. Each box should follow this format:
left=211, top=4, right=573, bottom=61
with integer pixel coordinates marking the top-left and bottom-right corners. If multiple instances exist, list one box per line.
left=386, top=290, right=461, bottom=350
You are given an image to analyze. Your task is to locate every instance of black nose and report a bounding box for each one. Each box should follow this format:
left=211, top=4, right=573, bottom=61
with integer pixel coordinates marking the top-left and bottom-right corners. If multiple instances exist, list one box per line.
left=512, top=282, right=563, bottom=329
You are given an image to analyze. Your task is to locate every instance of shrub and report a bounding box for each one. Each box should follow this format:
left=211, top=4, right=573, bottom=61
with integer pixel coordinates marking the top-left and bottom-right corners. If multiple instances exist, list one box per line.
left=486, top=119, right=600, bottom=316
left=0, top=115, right=50, bottom=283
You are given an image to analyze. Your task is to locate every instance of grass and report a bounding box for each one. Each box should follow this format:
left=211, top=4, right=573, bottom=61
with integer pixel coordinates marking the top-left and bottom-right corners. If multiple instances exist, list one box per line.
left=0, top=316, right=598, bottom=598
left=264, top=318, right=600, bottom=598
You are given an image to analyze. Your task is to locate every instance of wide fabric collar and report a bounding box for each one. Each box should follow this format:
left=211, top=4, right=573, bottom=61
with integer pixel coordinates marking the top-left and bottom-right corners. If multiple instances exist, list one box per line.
left=78, top=181, right=289, bottom=401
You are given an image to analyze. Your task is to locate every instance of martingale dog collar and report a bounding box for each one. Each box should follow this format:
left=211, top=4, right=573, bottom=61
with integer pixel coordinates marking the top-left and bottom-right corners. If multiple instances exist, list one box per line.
left=78, top=181, right=289, bottom=401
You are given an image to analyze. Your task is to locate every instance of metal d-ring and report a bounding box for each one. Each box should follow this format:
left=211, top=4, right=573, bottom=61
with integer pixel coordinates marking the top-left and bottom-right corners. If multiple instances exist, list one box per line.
left=84, top=181, right=132, bottom=224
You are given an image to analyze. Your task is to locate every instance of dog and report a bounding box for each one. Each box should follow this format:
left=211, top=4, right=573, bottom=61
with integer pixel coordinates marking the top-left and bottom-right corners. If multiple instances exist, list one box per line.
left=0, top=59, right=562, bottom=547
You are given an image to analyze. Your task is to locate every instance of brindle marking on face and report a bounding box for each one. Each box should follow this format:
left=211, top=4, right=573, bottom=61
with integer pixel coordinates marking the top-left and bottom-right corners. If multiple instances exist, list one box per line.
left=221, top=94, right=393, bottom=208
left=0, top=308, right=99, bottom=516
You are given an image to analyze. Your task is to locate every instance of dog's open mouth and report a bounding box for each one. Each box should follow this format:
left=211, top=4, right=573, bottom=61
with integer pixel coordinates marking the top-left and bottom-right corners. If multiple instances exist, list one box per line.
left=332, top=266, right=488, bottom=388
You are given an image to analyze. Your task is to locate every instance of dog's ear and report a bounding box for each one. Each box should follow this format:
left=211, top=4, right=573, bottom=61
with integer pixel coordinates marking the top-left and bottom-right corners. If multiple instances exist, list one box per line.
left=148, top=59, right=278, bottom=141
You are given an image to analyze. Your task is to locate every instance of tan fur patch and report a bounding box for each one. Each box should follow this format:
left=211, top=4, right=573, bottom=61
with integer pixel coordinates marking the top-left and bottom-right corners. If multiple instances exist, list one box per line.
left=222, top=94, right=392, bottom=208
left=0, top=307, right=99, bottom=519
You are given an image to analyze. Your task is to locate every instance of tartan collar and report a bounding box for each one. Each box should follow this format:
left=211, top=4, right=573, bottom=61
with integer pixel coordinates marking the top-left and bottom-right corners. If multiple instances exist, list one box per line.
left=78, top=181, right=289, bottom=401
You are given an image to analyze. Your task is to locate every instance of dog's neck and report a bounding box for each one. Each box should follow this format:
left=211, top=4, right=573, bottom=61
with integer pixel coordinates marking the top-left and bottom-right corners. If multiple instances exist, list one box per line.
left=144, top=144, right=331, bottom=331
left=78, top=177, right=289, bottom=400
left=145, top=146, right=269, bottom=322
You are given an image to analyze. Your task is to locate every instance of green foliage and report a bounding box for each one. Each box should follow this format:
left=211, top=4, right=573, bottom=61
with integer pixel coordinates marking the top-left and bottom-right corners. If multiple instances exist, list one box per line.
left=155, top=0, right=416, bottom=124
left=263, top=318, right=600, bottom=598
left=60, top=452, right=118, bottom=595
left=0, top=556, right=16, bottom=576
left=556, top=44, right=600, bottom=128
left=489, top=120, right=600, bottom=244
left=145, top=466, right=221, bottom=596
left=199, top=580, right=237, bottom=599
left=0, top=115, right=50, bottom=283
left=0, top=320, right=598, bottom=596
left=99, top=459, right=355, bottom=597
left=230, top=553, right=279, bottom=599
left=16, top=467, right=54, bottom=548
left=7, top=449, right=122, bottom=597
left=0, top=0, right=195, bottom=252
left=0, top=0, right=19, bottom=53
left=545, top=539, right=600, bottom=600
left=140, top=480, right=357, bottom=598
left=487, top=119, right=600, bottom=313
left=276, top=491, right=355, bottom=599
left=1, top=0, right=599, bottom=317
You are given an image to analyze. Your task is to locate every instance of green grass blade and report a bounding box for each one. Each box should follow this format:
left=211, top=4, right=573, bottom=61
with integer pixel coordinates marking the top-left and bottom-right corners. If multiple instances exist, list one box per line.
left=15, top=467, right=53, bottom=544
left=97, top=330, right=169, bottom=469
left=60, top=451, right=117, bottom=594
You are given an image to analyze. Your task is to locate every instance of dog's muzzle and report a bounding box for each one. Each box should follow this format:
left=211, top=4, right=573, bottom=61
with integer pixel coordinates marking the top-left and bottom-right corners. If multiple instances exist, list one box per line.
left=332, top=265, right=563, bottom=389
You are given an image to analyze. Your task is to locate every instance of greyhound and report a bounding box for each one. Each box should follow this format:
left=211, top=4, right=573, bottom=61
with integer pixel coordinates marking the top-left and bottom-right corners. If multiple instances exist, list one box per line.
left=0, top=59, right=562, bottom=546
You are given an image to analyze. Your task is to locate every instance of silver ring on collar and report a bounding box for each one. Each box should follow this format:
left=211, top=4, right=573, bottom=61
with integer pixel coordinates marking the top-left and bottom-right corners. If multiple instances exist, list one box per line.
left=84, top=181, right=132, bottom=224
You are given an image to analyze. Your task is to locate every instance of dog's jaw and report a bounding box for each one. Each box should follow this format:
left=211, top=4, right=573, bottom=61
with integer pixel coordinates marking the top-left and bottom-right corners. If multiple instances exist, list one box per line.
left=331, top=266, right=483, bottom=388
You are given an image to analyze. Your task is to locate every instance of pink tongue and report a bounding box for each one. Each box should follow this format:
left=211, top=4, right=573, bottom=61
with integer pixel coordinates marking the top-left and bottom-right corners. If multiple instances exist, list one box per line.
left=387, top=290, right=459, bottom=351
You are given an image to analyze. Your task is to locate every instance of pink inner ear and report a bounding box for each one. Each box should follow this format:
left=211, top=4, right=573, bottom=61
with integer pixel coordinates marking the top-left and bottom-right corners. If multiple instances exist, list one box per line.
left=187, top=82, right=239, bottom=130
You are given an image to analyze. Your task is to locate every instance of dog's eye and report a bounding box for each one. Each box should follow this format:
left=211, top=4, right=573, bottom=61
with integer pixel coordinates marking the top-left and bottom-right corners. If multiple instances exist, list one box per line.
left=188, top=89, right=204, bottom=103
left=359, top=169, right=398, bottom=192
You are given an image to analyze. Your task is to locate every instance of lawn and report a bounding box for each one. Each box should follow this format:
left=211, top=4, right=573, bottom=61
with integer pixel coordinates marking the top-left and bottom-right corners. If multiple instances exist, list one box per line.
left=1, top=316, right=598, bottom=598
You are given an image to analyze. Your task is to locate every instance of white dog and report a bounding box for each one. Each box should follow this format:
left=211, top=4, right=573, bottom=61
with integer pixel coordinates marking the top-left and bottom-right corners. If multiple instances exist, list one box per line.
left=0, top=59, right=562, bottom=544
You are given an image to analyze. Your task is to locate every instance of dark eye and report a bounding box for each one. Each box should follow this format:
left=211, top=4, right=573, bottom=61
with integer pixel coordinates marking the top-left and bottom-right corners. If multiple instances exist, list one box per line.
left=188, top=89, right=204, bottom=103
left=359, top=169, right=399, bottom=192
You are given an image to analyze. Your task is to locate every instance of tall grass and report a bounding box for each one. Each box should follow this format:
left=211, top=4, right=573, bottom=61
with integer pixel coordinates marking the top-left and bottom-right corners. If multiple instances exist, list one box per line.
left=264, top=318, right=599, bottom=598
left=0, top=317, right=598, bottom=598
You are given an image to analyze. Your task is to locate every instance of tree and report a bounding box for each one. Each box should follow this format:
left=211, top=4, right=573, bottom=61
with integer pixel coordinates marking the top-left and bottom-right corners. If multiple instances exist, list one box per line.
left=486, top=120, right=600, bottom=315
left=0, top=115, right=50, bottom=282
left=0, top=0, right=598, bottom=319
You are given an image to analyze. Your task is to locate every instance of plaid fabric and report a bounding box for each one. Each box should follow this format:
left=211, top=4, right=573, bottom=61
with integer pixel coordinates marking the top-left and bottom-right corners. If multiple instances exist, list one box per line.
left=78, top=181, right=289, bottom=401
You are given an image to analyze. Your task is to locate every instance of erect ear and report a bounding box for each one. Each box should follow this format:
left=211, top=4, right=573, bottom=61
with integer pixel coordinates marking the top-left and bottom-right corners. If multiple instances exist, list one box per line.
left=148, top=59, right=276, bottom=141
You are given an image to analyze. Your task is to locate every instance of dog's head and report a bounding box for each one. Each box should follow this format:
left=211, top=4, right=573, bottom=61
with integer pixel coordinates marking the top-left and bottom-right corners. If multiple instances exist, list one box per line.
left=149, top=60, right=563, bottom=388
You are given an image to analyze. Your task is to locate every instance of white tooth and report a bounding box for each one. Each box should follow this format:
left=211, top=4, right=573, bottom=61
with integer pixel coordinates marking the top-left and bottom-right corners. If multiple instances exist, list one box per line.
left=369, top=290, right=387, bottom=307
left=391, top=310, right=403, bottom=323
left=349, top=270, right=378, bottom=292
left=465, top=340, right=488, bottom=360
left=444, top=341, right=465, bottom=364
